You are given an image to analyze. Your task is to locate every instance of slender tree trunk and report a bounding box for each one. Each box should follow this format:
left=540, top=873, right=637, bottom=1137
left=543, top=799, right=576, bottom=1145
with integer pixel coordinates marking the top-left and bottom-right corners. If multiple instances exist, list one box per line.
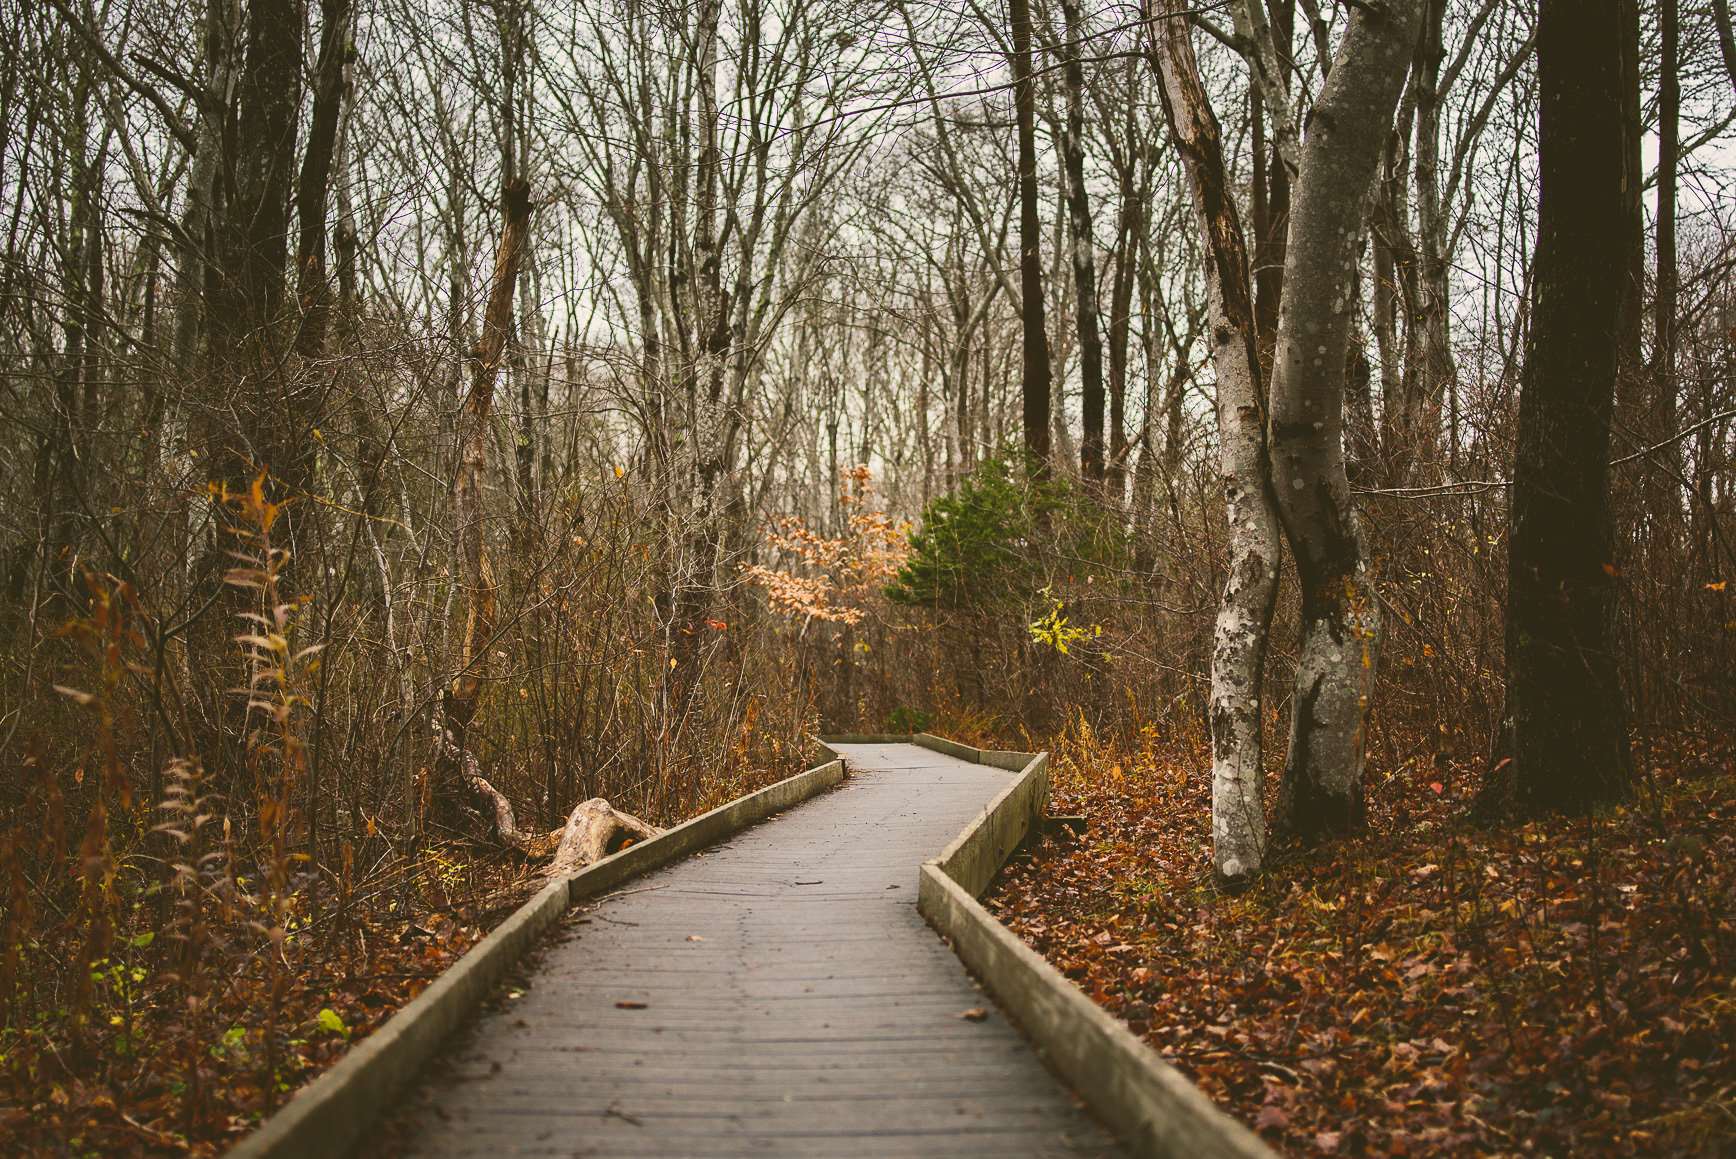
left=293, top=0, right=352, bottom=359
left=1494, top=0, right=1633, bottom=816
left=663, top=0, right=730, bottom=725
left=1150, top=1, right=1283, bottom=883
left=1715, top=0, right=1736, bottom=95
left=1106, top=191, right=1136, bottom=498
left=1616, top=0, right=1646, bottom=413
left=449, top=179, right=533, bottom=729
left=1413, top=0, right=1454, bottom=478
left=1011, top=0, right=1051, bottom=468
left=1269, top=0, right=1420, bottom=840
left=1650, top=0, right=1681, bottom=530
left=1374, top=72, right=1420, bottom=480
left=1248, top=4, right=1292, bottom=368
left=1060, top=0, right=1104, bottom=483
left=169, top=0, right=239, bottom=385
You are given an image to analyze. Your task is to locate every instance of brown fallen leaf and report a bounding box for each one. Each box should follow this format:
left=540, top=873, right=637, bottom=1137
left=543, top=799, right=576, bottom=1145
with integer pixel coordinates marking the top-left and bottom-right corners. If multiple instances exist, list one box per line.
left=956, top=1007, right=988, bottom=1021
left=615, top=1000, right=648, bottom=1009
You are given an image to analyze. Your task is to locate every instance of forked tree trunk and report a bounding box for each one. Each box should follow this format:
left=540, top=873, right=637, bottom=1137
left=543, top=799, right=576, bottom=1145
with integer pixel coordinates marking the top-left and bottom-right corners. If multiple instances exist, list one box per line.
left=1268, top=0, right=1420, bottom=840
left=1150, top=2, right=1282, bottom=883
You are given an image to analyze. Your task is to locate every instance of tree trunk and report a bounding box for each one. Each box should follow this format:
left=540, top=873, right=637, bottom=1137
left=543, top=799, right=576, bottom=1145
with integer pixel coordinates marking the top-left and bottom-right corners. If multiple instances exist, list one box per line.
left=1248, top=4, right=1292, bottom=369
left=1060, top=0, right=1104, bottom=484
left=1150, top=2, right=1283, bottom=883
left=1011, top=0, right=1051, bottom=468
left=212, top=0, right=303, bottom=496
left=1715, top=0, right=1736, bottom=95
left=1105, top=178, right=1137, bottom=498
left=1269, top=0, right=1420, bottom=841
left=1495, top=0, right=1633, bottom=816
left=1616, top=0, right=1646, bottom=412
left=293, top=0, right=352, bottom=359
left=448, top=178, right=533, bottom=736
left=1649, top=0, right=1681, bottom=531
left=1413, top=0, right=1454, bottom=480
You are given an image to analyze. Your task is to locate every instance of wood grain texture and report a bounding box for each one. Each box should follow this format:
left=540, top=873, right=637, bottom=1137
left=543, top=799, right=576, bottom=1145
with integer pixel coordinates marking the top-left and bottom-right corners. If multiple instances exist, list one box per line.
left=392, top=743, right=1123, bottom=1158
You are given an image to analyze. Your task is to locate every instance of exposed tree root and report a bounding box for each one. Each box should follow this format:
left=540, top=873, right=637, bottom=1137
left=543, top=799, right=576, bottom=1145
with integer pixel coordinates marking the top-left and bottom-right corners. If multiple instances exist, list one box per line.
left=546, top=797, right=661, bottom=878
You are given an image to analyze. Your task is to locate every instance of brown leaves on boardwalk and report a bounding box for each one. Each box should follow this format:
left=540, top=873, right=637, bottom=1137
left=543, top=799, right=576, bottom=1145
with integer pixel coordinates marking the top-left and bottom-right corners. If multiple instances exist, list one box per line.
left=985, top=733, right=1736, bottom=1157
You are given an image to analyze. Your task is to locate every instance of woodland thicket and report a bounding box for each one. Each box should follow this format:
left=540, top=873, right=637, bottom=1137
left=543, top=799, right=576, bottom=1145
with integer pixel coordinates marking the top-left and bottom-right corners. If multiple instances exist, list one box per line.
left=0, top=0, right=1732, bottom=1150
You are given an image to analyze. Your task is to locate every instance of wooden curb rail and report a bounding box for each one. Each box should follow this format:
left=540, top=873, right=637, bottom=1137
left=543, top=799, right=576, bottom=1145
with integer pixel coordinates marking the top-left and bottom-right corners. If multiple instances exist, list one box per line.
left=820, top=733, right=1275, bottom=1159
left=227, top=758, right=847, bottom=1159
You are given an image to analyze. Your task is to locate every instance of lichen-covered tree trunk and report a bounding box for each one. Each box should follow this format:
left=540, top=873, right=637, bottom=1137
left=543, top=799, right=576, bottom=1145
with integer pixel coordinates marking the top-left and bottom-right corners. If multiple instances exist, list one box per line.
left=1150, top=3, right=1281, bottom=882
left=1268, top=0, right=1420, bottom=840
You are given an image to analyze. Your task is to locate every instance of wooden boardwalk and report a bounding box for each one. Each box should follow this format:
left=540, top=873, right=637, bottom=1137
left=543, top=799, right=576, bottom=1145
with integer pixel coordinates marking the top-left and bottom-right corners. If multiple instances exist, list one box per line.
left=388, top=742, right=1124, bottom=1158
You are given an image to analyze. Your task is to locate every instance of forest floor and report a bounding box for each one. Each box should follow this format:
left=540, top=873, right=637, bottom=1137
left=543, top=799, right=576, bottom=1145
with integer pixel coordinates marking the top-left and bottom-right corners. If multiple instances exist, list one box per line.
left=0, top=765, right=797, bottom=1157
left=985, top=732, right=1736, bottom=1158
left=0, top=848, right=521, bottom=1157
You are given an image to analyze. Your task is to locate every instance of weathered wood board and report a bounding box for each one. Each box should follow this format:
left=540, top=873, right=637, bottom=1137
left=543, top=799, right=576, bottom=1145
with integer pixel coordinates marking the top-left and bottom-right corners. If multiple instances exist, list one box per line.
left=390, top=743, right=1123, bottom=1158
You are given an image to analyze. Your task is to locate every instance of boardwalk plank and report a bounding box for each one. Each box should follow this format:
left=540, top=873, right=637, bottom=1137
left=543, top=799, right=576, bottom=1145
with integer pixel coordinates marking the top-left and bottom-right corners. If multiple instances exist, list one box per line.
left=390, top=742, right=1124, bottom=1158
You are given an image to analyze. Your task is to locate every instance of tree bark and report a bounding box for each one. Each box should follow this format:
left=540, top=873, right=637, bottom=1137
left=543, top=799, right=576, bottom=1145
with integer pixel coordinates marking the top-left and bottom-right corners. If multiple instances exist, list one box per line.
left=450, top=178, right=533, bottom=724
left=1011, top=0, right=1052, bottom=468
left=1649, top=0, right=1681, bottom=531
left=1715, top=0, right=1736, bottom=96
left=1269, top=0, right=1420, bottom=841
left=1413, top=0, right=1454, bottom=479
left=1059, top=0, right=1105, bottom=483
left=1495, top=0, right=1633, bottom=816
left=1150, top=2, right=1282, bottom=882
left=663, top=0, right=731, bottom=725
left=1247, top=3, right=1292, bottom=369
left=292, top=0, right=352, bottom=359
left=204, top=0, right=305, bottom=503
left=438, top=176, right=533, bottom=846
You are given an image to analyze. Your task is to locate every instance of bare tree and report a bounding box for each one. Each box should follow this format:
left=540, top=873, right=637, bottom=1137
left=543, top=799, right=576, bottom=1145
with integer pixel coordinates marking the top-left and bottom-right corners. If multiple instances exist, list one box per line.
left=1149, top=0, right=1281, bottom=882
left=1267, top=0, right=1420, bottom=839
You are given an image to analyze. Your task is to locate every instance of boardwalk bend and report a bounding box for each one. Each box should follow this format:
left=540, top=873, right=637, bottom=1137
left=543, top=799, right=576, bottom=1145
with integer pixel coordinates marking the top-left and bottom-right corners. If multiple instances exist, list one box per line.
left=387, top=740, right=1125, bottom=1157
